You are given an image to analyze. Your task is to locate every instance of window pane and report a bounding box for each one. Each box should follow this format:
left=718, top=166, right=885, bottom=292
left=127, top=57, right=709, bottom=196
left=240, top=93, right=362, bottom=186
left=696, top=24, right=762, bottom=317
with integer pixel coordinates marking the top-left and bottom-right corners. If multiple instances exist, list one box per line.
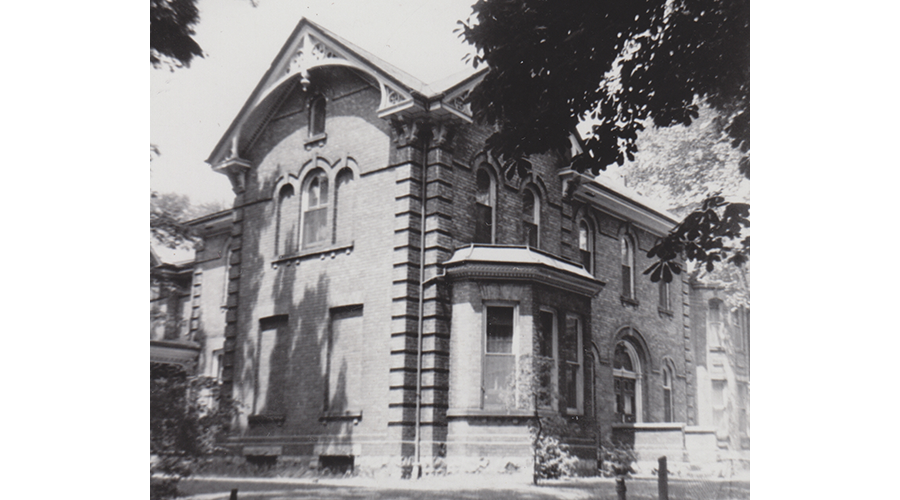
left=474, top=203, right=492, bottom=244
left=578, top=222, right=589, bottom=251
left=613, top=344, right=633, bottom=371
left=538, top=311, right=554, bottom=358
left=476, top=170, right=492, bottom=205
left=483, top=354, right=515, bottom=407
left=659, top=280, right=668, bottom=309
left=303, top=207, right=327, bottom=247
left=580, top=250, right=591, bottom=272
left=560, top=316, right=578, bottom=362
left=564, top=362, right=578, bottom=407
left=486, top=307, right=513, bottom=353
left=712, top=380, right=726, bottom=406
left=523, top=221, right=538, bottom=247
left=664, top=388, right=672, bottom=422
left=622, top=265, right=632, bottom=297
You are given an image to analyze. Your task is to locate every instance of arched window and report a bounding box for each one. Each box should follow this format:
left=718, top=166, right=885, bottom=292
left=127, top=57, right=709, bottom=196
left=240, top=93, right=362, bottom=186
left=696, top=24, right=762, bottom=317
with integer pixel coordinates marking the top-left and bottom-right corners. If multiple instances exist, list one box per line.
left=309, top=96, right=326, bottom=137
left=333, top=168, right=354, bottom=244
left=708, top=299, right=724, bottom=349
left=276, top=184, right=298, bottom=256
left=578, top=219, right=593, bottom=273
left=302, top=170, right=329, bottom=248
left=560, top=313, right=584, bottom=414
left=522, top=187, right=540, bottom=247
left=474, top=168, right=495, bottom=244
left=613, top=340, right=642, bottom=423
left=620, top=234, right=635, bottom=299
left=662, top=365, right=674, bottom=422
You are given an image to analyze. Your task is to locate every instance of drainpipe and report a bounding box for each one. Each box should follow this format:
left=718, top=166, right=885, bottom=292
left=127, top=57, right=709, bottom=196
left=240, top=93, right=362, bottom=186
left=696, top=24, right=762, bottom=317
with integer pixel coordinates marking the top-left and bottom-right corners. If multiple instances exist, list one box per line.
left=413, top=120, right=431, bottom=479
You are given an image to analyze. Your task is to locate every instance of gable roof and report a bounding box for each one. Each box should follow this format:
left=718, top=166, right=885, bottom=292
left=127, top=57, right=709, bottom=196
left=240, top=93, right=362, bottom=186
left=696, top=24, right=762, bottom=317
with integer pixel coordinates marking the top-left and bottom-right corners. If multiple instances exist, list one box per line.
left=207, top=18, right=484, bottom=167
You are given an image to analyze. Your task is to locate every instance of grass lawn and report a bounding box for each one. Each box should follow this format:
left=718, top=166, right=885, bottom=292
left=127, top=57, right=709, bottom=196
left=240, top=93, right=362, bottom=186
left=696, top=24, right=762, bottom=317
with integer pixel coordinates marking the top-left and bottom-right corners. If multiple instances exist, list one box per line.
left=178, top=476, right=750, bottom=500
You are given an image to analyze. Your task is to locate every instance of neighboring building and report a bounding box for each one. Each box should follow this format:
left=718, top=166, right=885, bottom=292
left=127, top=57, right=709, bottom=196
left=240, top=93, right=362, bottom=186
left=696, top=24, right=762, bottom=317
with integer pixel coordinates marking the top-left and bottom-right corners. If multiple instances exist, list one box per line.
left=150, top=210, right=233, bottom=378
left=195, top=18, right=727, bottom=475
left=690, top=268, right=751, bottom=459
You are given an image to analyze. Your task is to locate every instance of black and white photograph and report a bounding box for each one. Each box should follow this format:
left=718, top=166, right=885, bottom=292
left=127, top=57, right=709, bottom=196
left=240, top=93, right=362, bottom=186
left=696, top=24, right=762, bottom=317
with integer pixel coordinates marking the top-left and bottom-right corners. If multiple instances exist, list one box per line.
left=150, top=1, right=752, bottom=498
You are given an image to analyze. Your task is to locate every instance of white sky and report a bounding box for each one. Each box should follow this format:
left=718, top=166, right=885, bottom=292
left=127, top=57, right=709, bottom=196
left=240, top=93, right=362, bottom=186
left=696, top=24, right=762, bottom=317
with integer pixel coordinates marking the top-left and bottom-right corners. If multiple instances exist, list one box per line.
left=151, top=0, right=477, bottom=205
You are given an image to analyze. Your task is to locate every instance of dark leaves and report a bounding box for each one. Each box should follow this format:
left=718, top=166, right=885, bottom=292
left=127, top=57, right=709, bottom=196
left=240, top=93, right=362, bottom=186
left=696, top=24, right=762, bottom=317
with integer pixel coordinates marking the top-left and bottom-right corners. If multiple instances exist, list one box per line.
left=645, top=197, right=749, bottom=282
left=151, top=0, right=204, bottom=68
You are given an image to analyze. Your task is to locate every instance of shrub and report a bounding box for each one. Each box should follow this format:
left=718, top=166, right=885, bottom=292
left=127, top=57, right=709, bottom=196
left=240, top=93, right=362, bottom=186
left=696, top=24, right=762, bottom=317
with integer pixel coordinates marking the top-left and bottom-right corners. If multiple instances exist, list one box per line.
left=599, top=440, right=637, bottom=477
left=150, top=363, right=239, bottom=499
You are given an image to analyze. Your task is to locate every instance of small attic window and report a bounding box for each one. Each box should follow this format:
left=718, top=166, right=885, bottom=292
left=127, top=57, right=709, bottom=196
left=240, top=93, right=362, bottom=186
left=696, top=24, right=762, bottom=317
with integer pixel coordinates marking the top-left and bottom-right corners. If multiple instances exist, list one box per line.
left=309, top=96, right=326, bottom=137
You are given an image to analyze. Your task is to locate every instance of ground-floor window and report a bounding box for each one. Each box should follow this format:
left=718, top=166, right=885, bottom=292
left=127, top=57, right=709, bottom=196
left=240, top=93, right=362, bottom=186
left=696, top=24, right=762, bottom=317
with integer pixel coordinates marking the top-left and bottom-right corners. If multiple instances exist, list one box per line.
left=613, top=340, right=642, bottom=423
left=483, top=305, right=516, bottom=409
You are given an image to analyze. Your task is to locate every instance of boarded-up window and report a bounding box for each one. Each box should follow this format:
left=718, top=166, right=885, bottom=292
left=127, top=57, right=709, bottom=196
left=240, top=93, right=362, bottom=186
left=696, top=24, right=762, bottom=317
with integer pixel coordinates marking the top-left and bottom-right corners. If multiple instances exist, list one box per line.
left=333, top=168, right=354, bottom=244
left=325, top=306, right=363, bottom=412
left=483, top=306, right=514, bottom=408
left=277, top=184, right=298, bottom=256
left=255, top=315, right=288, bottom=415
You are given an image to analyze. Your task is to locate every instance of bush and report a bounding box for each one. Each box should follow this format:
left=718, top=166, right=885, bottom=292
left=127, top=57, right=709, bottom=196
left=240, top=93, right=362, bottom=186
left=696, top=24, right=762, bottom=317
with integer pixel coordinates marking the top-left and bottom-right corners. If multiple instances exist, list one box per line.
left=533, top=433, right=578, bottom=480
left=150, top=363, right=239, bottom=499
left=599, top=440, right=637, bottom=477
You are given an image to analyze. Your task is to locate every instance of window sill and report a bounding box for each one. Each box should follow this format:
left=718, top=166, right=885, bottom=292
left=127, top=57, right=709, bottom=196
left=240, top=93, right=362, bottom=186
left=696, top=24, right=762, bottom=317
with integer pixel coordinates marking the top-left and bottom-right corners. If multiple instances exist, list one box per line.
left=304, top=133, right=327, bottom=149
left=620, top=296, right=639, bottom=307
left=248, top=414, right=285, bottom=427
left=658, top=307, right=674, bottom=317
left=319, top=410, right=362, bottom=424
left=446, top=408, right=534, bottom=419
left=273, top=241, right=354, bottom=268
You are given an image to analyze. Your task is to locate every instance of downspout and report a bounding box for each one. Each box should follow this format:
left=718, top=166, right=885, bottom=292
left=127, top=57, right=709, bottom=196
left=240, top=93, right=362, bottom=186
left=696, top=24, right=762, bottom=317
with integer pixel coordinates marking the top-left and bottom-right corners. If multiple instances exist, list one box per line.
left=413, top=120, right=431, bottom=479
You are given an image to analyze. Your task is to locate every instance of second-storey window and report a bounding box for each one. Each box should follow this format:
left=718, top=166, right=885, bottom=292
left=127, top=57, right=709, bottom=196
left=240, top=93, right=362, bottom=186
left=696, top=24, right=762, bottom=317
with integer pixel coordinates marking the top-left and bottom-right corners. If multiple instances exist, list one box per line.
left=474, top=168, right=495, bottom=244
left=302, top=170, right=329, bottom=248
left=578, top=219, right=593, bottom=273
left=620, top=235, right=635, bottom=299
left=522, top=187, right=539, bottom=247
left=276, top=184, right=298, bottom=256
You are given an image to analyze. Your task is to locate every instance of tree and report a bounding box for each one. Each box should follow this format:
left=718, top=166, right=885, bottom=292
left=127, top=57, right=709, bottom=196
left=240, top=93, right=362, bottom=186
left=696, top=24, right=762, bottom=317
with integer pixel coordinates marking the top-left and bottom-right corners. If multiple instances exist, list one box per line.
left=151, top=0, right=203, bottom=69
left=458, top=0, right=749, bottom=280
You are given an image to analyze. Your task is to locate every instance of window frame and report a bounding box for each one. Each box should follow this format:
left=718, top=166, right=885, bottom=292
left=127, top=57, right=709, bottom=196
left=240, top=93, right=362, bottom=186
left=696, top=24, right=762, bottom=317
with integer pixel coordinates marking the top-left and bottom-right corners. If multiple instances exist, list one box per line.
left=613, top=340, right=643, bottom=423
left=707, top=299, right=724, bottom=349
left=276, top=183, right=298, bottom=257
left=301, top=169, right=330, bottom=249
left=522, top=186, right=540, bottom=248
left=620, top=234, right=636, bottom=300
left=536, top=307, right=559, bottom=410
left=332, top=167, right=354, bottom=245
left=561, top=313, right=584, bottom=415
left=474, top=167, right=496, bottom=244
left=308, top=95, right=326, bottom=138
left=662, top=365, right=674, bottom=422
left=481, top=302, right=518, bottom=410
left=577, top=218, right=594, bottom=274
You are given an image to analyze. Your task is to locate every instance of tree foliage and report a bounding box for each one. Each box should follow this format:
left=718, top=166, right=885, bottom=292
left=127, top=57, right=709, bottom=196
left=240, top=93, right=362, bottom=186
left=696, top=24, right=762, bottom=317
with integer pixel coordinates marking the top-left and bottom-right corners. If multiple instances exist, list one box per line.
left=151, top=192, right=229, bottom=250
left=458, top=0, right=749, bottom=280
left=151, top=0, right=203, bottom=69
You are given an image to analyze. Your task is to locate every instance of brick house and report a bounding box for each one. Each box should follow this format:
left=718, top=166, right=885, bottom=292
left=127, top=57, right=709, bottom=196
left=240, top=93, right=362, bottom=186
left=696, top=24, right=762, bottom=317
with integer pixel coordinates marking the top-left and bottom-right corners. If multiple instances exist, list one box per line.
left=199, top=18, right=716, bottom=475
left=151, top=210, right=232, bottom=378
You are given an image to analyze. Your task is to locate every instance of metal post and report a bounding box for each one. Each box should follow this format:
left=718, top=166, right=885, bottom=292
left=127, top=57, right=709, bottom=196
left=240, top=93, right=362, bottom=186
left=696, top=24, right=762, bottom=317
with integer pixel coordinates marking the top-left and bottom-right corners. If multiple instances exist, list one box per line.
left=658, top=456, right=668, bottom=500
left=229, top=488, right=238, bottom=500
left=616, top=475, right=627, bottom=500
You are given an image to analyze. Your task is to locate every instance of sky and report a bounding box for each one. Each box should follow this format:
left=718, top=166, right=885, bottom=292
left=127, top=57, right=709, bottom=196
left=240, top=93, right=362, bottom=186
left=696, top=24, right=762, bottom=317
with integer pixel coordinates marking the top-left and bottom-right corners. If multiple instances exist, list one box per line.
left=151, top=0, right=478, bottom=206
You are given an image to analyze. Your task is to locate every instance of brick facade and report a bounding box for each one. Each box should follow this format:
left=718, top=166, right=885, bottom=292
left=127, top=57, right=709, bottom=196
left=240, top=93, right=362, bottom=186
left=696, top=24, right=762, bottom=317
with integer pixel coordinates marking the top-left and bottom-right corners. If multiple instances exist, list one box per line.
left=188, top=18, right=714, bottom=476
